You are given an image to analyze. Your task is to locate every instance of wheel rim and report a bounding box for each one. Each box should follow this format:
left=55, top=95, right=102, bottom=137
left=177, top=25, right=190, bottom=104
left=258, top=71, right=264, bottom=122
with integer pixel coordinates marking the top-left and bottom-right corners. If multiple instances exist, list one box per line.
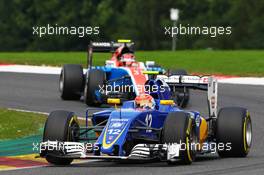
left=246, top=119, right=252, bottom=147
left=59, top=71, right=64, bottom=92
left=83, top=73, right=89, bottom=100
left=84, top=82, right=88, bottom=101
left=70, top=122, right=79, bottom=141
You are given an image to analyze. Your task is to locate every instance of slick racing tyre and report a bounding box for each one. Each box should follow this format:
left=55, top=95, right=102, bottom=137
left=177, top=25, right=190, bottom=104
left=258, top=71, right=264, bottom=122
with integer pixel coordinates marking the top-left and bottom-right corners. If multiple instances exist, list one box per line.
left=168, top=69, right=190, bottom=108
left=84, top=69, right=105, bottom=106
left=59, top=64, right=84, bottom=100
left=43, top=110, right=80, bottom=165
left=216, top=107, right=252, bottom=157
left=162, top=112, right=196, bottom=165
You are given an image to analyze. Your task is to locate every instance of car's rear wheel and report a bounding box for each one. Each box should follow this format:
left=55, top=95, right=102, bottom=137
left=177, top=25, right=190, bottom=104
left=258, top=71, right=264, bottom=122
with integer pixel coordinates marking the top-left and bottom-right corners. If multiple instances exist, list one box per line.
left=84, top=69, right=106, bottom=106
left=43, top=110, right=79, bottom=165
left=216, top=107, right=252, bottom=157
left=59, top=64, right=84, bottom=100
left=168, top=69, right=190, bottom=108
left=162, top=112, right=196, bottom=165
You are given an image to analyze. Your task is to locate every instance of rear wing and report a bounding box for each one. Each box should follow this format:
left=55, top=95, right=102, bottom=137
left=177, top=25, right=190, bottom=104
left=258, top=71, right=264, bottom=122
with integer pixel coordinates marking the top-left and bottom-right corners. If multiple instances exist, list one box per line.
left=89, top=41, right=134, bottom=52
left=87, top=40, right=134, bottom=68
left=157, top=75, right=218, bottom=118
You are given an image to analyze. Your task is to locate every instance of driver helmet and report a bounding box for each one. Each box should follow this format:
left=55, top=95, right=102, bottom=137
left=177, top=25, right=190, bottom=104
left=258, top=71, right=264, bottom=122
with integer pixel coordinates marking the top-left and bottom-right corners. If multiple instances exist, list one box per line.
left=120, top=53, right=135, bottom=66
left=135, top=94, right=155, bottom=109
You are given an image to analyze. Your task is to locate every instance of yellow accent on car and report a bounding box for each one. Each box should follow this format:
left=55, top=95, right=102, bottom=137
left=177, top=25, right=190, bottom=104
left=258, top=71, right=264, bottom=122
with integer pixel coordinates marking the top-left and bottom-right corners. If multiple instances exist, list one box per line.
left=102, top=125, right=127, bottom=149
left=244, top=111, right=251, bottom=153
left=160, top=100, right=175, bottom=105
left=186, top=118, right=192, bottom=135
left=199, top=117, right=208, bottom=144
left=142, top=71, right=160, bottom=75
left=186, top=137, right=192, bottom=162
left=117, top=39, right=131, bottom=43
left=68, top=116, right=78, bottom=141
left=107, top=98, right=121, bottom=105
left=243, top=114, right=248, bottom=152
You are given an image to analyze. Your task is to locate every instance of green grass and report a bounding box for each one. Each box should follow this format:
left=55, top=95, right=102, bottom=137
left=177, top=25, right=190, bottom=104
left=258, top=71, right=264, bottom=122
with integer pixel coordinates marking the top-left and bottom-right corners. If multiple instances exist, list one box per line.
left=0, top=109, right=46, bottom=140
left=0, top=108, right=88, bottom=140
left=0, top=50, right=264, bottom=76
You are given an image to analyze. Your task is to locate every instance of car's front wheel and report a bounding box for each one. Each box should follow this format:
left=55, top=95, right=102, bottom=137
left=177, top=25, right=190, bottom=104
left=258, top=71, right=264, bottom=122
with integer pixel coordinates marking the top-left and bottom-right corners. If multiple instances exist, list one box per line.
left=43, top=110, right=79, bottom=165
left=162, top=112, right=196, bottom=165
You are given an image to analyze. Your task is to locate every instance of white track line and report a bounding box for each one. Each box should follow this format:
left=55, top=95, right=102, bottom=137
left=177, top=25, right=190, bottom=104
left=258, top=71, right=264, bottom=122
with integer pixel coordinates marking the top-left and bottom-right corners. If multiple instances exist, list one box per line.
left=218, top=77, right=264, bottom=86
left=0, top=65, right=87, bottom=75
left=7, top=108, right=49, bottom=115
left=0, top=65, right=62, bottom=75
left=7, top=108, right=90, bottom=121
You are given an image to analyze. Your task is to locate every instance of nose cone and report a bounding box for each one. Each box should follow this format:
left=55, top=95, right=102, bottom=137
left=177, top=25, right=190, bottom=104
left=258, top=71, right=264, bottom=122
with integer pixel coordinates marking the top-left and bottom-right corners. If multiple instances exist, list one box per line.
left=98, top=109, right=140, bottom=155
left=102, top=118, right=129, bottom=150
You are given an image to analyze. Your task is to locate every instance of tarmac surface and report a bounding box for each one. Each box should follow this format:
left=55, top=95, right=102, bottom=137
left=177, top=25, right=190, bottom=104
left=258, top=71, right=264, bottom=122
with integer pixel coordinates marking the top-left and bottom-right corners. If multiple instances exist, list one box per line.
left=0, top=72, right=263, bottom=175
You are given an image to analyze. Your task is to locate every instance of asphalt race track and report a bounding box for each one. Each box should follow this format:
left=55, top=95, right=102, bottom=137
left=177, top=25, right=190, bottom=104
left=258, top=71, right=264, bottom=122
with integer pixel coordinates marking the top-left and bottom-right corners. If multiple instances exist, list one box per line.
left=0, top=72, right=102, bottom=117
left=0, top=72, right=264, bottom=175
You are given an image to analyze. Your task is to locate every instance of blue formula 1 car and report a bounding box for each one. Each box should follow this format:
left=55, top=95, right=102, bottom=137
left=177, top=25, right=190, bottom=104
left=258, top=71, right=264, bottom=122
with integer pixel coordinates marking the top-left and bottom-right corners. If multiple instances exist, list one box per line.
left=59, top=40, right=190, bottom=108
left=40, top=75, right=252, bottom=165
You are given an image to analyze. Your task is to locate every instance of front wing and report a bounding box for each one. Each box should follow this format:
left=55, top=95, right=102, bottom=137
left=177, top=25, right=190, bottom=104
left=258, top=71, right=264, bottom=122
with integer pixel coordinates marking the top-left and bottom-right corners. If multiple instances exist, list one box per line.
left=39, top=141, right=181, bottom=161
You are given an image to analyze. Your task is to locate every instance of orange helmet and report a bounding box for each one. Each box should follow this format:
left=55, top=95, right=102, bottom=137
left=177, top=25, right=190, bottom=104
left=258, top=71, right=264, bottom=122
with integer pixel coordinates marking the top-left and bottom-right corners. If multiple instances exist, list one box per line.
left=135, top=94, right=155, bottom=109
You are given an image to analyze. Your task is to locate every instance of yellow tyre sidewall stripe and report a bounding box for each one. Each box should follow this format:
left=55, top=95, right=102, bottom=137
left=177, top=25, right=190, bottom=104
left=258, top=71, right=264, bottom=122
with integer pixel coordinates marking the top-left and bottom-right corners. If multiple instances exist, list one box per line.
left=68, top=116, right=78, bottom=141
left=186, top=118, right=192, bottom=162
left=186, top=137, right=192, bottom=162
left=243, top=112, right=250, bottom=153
